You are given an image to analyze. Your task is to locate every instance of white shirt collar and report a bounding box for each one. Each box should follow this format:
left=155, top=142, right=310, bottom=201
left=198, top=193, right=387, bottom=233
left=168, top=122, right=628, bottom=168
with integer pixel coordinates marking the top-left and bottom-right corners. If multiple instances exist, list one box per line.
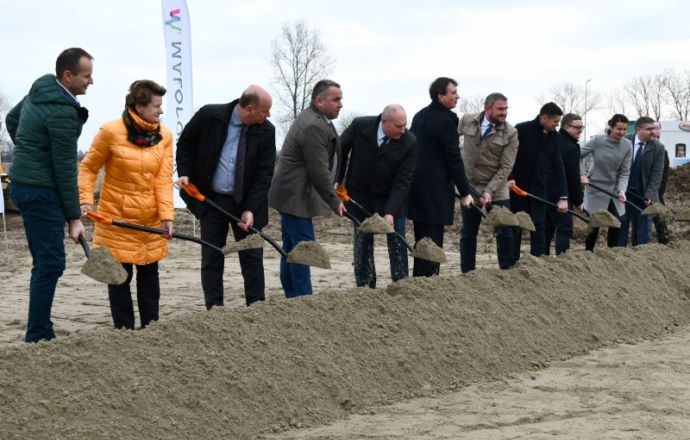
left=377, top=122, right=386, bottom=144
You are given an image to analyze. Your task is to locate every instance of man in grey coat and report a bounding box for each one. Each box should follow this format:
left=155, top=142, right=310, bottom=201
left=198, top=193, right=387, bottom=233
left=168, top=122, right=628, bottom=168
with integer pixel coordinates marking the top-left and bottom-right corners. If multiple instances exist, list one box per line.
left=268, top=79, right=346, bottom=298
left=619, top=116, right=666, bottom=246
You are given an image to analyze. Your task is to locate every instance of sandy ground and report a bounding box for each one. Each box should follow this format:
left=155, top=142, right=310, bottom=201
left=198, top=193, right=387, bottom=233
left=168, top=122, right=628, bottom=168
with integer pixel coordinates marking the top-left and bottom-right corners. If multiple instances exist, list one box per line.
left=269, top=326, right=690, bottom=440
left=3, top=164, right=690, bottom=438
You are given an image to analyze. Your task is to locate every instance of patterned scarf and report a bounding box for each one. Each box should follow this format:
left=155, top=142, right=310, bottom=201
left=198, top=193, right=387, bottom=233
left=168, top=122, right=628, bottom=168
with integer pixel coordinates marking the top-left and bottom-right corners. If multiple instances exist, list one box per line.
left=122, top=108, right=162, bottom=147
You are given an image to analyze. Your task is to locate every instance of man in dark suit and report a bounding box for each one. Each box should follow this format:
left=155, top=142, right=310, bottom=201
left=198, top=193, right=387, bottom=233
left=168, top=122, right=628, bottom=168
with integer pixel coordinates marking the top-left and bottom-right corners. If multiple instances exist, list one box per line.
left=545, top=113, right=584, bottom=255
left=619, top=116, right=665, bottom=246
left=652, top=122, right=670, bottom=244
left=176, top=85, right=276, bottom=308
left=337, top=104, right=416, bottom=288
left=408, top=77, right=473, bottom=277
left=508, top=102, right=568, bottom=262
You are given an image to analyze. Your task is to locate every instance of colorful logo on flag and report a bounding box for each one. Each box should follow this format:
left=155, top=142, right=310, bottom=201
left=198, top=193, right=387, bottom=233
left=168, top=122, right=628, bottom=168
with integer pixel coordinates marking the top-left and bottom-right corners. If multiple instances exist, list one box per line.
left=165, top=9, right=182, bottom=34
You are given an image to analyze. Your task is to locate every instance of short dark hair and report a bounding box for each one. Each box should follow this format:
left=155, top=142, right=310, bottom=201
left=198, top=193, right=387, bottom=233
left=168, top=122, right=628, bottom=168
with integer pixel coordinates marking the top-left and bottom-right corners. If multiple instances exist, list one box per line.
left=311, top=79, right=340, bottom=102
left=239, top=90, right=260, bottom=108
left=125, top=80, right=166, bottom=109
left=561, top=113, right=582, bottom=127
left=429, top=77, right=457, bottom=102
left=607, top=114, right=629, bottom=128
left=539, top=102, right=563, bottom=117
left=55, top=47, right=93, bottom=78
left=636, top=116, right=655, bottom=129
left=484, top=92, right=507, bottom=108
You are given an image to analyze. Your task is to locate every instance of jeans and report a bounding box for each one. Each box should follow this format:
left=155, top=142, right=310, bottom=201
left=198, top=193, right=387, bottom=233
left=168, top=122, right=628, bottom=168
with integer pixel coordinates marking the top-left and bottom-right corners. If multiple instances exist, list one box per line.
left=618, top=192, right=652, bottom=247
left=460, top=199, right=513, bottom=272
left=200, top=193, right=265, bottom=308
left=279, top=212, right=315, bottom=298
left=544, top=207, right=574, bottom=256
left=108, top=262, right=160, bottom=330
left=10, top=183, right=66, bottom=343
left=352, top=216, right=408, bottom=288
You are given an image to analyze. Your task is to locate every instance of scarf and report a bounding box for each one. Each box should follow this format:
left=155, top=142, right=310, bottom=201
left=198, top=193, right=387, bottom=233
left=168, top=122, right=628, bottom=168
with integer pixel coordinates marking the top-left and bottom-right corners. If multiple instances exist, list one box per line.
left=122, top=108, right=162, bottom=147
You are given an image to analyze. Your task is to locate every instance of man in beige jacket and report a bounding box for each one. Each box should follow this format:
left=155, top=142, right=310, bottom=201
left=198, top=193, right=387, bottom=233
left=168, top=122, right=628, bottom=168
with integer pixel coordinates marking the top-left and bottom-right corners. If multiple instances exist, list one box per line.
left=457, top=93, right=518, bottom=272
left=268, top=79, right=345, bottom=298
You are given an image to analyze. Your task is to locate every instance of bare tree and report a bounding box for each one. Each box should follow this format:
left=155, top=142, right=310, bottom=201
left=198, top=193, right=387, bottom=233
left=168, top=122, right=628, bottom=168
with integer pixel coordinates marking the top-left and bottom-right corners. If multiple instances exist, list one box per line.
left=624, top=75, right=656, bottom=119
left=457, top=93, right=484, bottom=115
left=269, top=20, right=335, bottom=129
left=335, top=111, right=365, bottom=134
left=665, top=69, right=690, bottom=121
left=539, top=82, right=601, bottom=115
left=607, top=89, right=629, bottom=116
left=0, top=92, right=15, bottom=161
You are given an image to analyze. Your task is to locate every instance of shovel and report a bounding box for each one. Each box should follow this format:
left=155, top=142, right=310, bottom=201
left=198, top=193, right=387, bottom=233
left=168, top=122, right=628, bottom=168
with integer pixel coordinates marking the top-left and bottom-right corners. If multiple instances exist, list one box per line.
left=336, top=185, right=446, bottom=263
left=84, top=211, right=227, bottom=254
left=509, top=183, right=620, bottom=228
left=454, top=192, right=522, bottom=228
left=624, top=189, right=690, bottom=220
left=179, top=181, right=331, bottom=269
left=78, top=235, right=128, bottom=285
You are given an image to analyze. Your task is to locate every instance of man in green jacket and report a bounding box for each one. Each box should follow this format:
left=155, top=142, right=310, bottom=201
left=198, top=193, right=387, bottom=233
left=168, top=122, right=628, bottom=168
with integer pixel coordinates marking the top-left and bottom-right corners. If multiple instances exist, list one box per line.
left=7, top=47, right=93, bottom=342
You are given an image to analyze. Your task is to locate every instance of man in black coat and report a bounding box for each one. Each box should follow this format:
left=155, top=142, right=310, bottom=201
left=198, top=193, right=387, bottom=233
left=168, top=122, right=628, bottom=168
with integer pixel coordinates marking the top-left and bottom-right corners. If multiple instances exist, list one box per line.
left=508, top=102, right=568, bottom=262
left=337, top=104, right=416, bottom=288
left=176, top=85, right=276, bottom=308
left=545, top=113, right=584, bottom=255
left=408, top=77, right=472, bottom=277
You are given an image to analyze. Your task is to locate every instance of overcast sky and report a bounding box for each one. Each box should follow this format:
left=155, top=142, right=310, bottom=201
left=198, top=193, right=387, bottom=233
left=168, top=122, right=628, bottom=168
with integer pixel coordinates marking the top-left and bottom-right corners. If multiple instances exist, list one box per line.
left=2, top=0, right=690, bottom=151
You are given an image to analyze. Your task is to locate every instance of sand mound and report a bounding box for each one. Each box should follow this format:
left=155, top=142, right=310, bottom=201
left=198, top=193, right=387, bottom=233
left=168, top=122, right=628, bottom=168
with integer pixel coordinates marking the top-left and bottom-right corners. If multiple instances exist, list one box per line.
left=484, top=206, right=519, bottom=227
left=222, top=233, right=264, bottom=253
left=642, top=203, right=671, bottom=217
left=515, top=211, right=535, bottom=231
left=588, top=210, right=621, bottom=228
left=286, top=240, right=331, bottom=269
left=674, top=209, right=690, bottom=221
left=81, top=246, right=128, bottom=285
left=410, top=237, right=447, bottom=263
left=3, top=243, right=690, bottom=438
left=358, top=214, right=394, bottom=235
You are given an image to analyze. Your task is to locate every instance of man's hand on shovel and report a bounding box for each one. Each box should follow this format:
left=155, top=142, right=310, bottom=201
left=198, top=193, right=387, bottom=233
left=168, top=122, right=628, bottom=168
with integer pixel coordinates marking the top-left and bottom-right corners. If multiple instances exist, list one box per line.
left=238, top=211, right=254, bottom=232
left=459, top=193, right=473, bottom=208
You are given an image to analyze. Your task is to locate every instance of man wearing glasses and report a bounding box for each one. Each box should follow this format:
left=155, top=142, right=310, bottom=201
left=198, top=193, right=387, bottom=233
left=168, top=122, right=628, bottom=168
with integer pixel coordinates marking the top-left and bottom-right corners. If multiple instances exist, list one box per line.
left=545, top=113, right=584, bottom=255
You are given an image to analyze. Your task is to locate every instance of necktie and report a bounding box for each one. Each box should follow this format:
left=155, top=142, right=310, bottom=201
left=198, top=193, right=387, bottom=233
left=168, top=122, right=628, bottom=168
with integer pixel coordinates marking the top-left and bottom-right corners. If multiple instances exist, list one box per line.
left=482, top=123, right=494, bottom=139
left=634, top=142, right=644, bottom=163
left=379, top=136, right=389, bottom=148
left=233, top=125, right=247, bottom=204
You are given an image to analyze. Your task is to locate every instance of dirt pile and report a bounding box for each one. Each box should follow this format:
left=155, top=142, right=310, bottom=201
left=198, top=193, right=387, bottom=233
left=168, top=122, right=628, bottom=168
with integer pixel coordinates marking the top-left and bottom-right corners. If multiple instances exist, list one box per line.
left=358, top=214, right=394, bottom=235
left=2, top=243, right=690, bottom=439
left=223, top=233, right=264, bottom=253
left=285, top=240, right=331, bottom=269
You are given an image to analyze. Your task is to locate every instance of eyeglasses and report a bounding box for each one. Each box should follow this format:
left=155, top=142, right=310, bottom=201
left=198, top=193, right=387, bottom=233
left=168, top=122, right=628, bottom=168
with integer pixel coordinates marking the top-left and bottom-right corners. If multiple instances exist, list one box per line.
left=568, top=124, right=585, bottom=130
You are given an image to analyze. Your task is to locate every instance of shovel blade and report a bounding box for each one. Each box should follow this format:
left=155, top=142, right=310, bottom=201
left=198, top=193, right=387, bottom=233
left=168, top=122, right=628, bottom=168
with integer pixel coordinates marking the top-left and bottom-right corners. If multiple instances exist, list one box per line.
left=223, top=234, right=264, bottom=254
left=81, top=246, right=128, bottom=285
left=286, top=240, right=331, bottom=269
left=410, top=237, right=447, bottom=263
left=514, top=211, right=536, bottom=231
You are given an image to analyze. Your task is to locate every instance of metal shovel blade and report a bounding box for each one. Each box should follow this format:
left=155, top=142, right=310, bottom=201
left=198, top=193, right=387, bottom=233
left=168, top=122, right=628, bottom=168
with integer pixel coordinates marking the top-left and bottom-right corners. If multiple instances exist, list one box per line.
left=223, top=234, right=264, bottom=254
left=81, top=246, right=128, bottom=285
left=286, top=240, right=331, bottom=269
left=410, top=237, right=447, bottom=264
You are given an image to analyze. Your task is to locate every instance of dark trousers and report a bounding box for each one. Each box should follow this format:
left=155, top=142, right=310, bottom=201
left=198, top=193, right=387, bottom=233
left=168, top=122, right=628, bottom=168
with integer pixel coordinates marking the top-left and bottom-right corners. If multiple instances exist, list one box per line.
left=352, top=216, right=408, bottom=288
left=544, top=207, right=574, bottom=256
left=200, top=193, right=265, bottom=309
left=107, top=262, right=160, bottom=330
left=10, top=183, right=65, bottom=343
left=460, top=199, right=513, bottom=273
left=654, top=215, right=670, bottom=245
left=585, top=200, right=620, bottom=251
left=618, top=192, right=652, bottom=247
left=510, top=197, right=547, bottom=263
left=279, top=212, right=315, bottom=298
left=412, top=222, right=444, bottom=277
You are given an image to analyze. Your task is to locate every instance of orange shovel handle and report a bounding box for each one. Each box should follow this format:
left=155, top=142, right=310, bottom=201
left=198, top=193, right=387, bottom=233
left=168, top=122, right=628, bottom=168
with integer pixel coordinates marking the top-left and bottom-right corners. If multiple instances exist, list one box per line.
left=335, top=184, right=351, bottom=202
left=84, top=210, right=112, bottom=224
left=178, top=181, right=206, bottom=202
left=509, top=183, right=529, bottom=197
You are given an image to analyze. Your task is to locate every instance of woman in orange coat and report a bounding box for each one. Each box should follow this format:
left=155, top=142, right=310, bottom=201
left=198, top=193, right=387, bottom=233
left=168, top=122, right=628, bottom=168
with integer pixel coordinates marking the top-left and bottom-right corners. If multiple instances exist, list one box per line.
left=79, top=80, right=174, bottom=330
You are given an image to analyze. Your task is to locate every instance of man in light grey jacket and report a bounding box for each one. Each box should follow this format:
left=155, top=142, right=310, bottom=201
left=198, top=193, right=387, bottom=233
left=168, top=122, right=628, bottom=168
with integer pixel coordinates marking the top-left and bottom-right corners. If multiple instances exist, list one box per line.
left=268, top=79, right=346, bottom=298
left=458, top=93, right=518, bottom=272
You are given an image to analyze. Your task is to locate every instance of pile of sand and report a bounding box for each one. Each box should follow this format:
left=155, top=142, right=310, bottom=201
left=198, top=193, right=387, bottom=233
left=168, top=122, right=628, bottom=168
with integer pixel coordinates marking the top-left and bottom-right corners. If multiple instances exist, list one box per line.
left=285, top=241, right=331, bottom=269
left=3, top=243, right=690, bottom=438
left=642, top=203, right=671, bottom=217
left=410, top=237, right=447, bottom=263
left=515, top=211, right=535, bottom=231
left=223, top=233, right=264, bottom=253
left=587, top=210, right=621, bottom=228
left=484, top=206, right=519, bottom=227
left=358, top=214, right=394, bottom=235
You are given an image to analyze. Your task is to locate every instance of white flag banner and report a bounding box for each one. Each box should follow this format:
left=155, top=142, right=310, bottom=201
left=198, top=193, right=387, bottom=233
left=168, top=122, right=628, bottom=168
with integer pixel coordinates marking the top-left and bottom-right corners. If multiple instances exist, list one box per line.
left=161, top=0, right=193, bottom=207
left=0, top=182, right=5, bottom=214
